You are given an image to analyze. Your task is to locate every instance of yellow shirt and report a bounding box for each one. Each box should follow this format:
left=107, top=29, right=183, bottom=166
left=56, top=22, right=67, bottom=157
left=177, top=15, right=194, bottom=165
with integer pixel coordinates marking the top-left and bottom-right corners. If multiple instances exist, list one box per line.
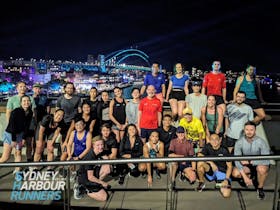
left=179, top=117, right=205, bottom=141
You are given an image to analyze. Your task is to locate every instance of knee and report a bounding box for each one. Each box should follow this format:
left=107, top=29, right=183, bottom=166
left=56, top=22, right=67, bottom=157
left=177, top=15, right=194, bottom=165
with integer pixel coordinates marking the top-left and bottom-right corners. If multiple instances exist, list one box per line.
left=221, top=189, right=231, bottom=198
left=257, top=166, right=268, bottom=175
left=232, top=168, right=241, bottom=178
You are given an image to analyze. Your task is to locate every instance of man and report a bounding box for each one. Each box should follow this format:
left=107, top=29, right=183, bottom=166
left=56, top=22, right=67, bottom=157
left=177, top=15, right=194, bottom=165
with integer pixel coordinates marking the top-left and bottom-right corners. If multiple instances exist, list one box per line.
left=157, top=114, right=176, bottom=156
left=6, top=81, right=37, bottom=162
left=140, top=62, right=166, bottom=104
left=224, top=91, right=254, bottom=153
left=202, top=61, right=227, bottom=114
left=232, top=121, right=270, bottom=200
left=138, top=85, right=162, bottom=143
left=168, top=126, right=196, bottom=190
left=197, top=134, right=232, bottom=198
left=74, top=138, right=111, bottom=201
left=179, top=107, right=205, bottom=154
left=233, top=65, right=266, bottom=124
left=32, top=83, right=50, bottom=124
left=185, top=79, right=207, bottom=119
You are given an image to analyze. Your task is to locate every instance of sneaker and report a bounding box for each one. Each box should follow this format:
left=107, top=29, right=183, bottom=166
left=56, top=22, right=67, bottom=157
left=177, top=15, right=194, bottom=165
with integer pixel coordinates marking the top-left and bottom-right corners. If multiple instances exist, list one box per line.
left=257, top=188, right=265, bottom=200
left=118, top=175, right=125, bottom=185
left=59, top=168, right=68, bottom=178
left=196, top=182, right=205, bottom=192
left=155, top=169, right=161, bottom=179
left=73, top=183, right=83, bottom=200
left=179, top=173, right=186, bottom=182
left=141, top=172, right=147, bottom=179
left=168, top=181, right=176, bottom=191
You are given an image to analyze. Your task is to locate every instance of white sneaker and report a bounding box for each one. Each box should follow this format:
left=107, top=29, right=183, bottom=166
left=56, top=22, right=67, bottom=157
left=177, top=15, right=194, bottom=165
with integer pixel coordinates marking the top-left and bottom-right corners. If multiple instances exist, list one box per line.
left=73, top=183, right=82, bottom=200
left=70, top=171, right=77, bottom=182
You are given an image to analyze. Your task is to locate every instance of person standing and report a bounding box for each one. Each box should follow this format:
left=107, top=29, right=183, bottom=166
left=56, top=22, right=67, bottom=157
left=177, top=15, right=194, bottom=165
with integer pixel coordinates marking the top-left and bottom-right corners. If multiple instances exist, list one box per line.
left=202, top=61, right=227, bottom=114
left=233, top=65, right=266, bottom=124
left=166, top=63, right=189, bottom=121
left=140, top=62, right=166, bottom=104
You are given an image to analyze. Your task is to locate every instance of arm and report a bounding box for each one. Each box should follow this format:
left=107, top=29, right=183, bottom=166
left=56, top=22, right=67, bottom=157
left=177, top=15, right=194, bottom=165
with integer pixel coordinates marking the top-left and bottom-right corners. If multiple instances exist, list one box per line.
left=109, top=148, right=118, bottom=159
left=157, top=111, right=162, bottom=127
left=165, top=80, right=172, bottom=101
left=67, top=131, right=75, bottom=160
left=184, top=80, right=189, bottom=96
left=256, top=78, right=265, bottom=103
left=140, top=85, right=147, bottom=96
left=87, top=170, right=108, bottom=187
left=233, top=76, right=243, bottom=102
left=161, top=84, right=166, bottom=98
left=6, top=109, right=12, bottom=123
left=222, top=88, right=227, bottom=103
left=89, top=119, right=96, bottom=134
left=157, top=141, right=164, bottom=158
left=64, top=120, right=75, bottom=144
left=215, top=107, right=223, bottom=134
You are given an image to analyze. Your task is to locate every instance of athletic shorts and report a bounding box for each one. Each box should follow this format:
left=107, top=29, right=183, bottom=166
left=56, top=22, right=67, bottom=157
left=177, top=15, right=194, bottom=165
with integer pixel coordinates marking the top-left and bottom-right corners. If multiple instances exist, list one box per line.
left=169, top=90, right=186, bottom=101
left=213, top=95, right=225, bottom=105
left=244, top=99, right=262, bottom=109
left=2, top=131, right=24, bottom=150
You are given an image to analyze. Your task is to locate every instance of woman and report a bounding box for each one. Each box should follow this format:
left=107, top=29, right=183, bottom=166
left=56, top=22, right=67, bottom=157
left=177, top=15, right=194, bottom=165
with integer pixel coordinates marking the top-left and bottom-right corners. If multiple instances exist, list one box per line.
left=0, top=95, right=33, bottom=173
left=96, top=90, right=111, bottom=126
left=118, top=124, right=143, bottom=183
left=109, top=87, right=127, bottom=143
left=33, top=108, right=65, bottom=164
left=125, top=87, right=140, bottom=128
left=166, top=63, right=189, bottom=121
left=201, top=95, right=224, bottom=142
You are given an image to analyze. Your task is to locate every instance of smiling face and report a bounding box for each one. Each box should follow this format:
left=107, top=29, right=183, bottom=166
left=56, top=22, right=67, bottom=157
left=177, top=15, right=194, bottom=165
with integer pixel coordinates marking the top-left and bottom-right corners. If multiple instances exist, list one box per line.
left=244, top=124, right=256, bottom=139
left=212, top=61, right=221, bottom=72
left=149, top=131, right=159, bottom=144
left=17, top=82, right=27, bottom=95
left=54, top=110, right=64, bottom=123
left=93, top=139, right=104, bottom=154
left=209, top=134, right=221, bottom=149
left=20, top=95, right=31, bottom=110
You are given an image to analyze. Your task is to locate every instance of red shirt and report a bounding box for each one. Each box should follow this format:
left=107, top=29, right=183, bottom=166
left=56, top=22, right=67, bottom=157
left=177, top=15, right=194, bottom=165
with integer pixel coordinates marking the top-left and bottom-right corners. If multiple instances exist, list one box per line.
left=169, top=138, right=194, bottom=157
left=139, top=97, right=162, bottom=129
left=202, top=72, right=226, bottom=96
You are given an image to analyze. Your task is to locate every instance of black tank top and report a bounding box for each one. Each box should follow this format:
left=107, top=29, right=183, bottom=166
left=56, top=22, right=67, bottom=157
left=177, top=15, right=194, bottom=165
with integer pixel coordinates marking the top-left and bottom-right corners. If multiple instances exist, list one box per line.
left=113, top=98, right=126, bottom=124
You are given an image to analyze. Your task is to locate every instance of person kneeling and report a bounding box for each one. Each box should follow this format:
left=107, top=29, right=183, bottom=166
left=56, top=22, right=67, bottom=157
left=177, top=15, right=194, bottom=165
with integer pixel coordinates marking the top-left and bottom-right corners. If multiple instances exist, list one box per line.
left=74, top=138, right=111, bottom=201
left=197, top=133, right=232, bottom=198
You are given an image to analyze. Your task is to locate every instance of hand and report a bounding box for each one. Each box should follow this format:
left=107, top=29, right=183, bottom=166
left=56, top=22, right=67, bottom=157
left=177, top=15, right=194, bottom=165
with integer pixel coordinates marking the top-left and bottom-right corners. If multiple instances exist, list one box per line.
left=221, top=180, right=229, bottom=188
left=101, top=181, right=108, bottom=188
left=244, top=177, right=253, bottom=186
left=241, top=161, right=250, bottom=165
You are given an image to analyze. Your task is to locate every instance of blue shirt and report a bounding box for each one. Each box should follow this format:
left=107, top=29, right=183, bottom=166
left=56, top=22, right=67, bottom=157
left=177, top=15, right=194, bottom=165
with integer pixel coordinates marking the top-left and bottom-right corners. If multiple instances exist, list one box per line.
left=171, top=75, right=189, bottom=89
left=144, top=72, right=165, bottom=93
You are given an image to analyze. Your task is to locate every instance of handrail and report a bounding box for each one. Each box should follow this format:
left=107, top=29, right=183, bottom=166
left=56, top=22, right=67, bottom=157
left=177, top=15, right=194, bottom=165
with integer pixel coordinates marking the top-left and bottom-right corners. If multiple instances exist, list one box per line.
left=0, top=155, right=279, bottom=210
left=0, top=155, right=279, bottom=168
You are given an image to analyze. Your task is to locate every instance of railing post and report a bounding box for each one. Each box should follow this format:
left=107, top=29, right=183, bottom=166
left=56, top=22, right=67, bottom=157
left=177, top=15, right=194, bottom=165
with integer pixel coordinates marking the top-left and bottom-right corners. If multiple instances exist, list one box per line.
left=272, top=160, right=279, bottom=210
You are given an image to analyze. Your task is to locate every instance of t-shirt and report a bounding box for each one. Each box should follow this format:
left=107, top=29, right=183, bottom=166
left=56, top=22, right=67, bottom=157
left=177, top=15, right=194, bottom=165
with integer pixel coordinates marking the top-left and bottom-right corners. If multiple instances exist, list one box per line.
left=126, top=100, right=139, bottom=125
left=144, top=72, right=165, bottom=94
left=171, top=75, right=189, bottom=89
left=139, top=97, right=162, bottom=129
left=56, top=95, right=81, bottom=123
left=225, top=103, right=254, bottom=139
left=7, top=95, right=36, bottom=111
left=185, top=93, right=207, bottom=119
left=202, top=72, right=226, bottom=96
left=201, top=144, right=230, bottom=173
left=179, top=117, right=205, bottom=141
left=157, top=126, right=177, bottom=156
left=169, top=138, right=194, bottom=157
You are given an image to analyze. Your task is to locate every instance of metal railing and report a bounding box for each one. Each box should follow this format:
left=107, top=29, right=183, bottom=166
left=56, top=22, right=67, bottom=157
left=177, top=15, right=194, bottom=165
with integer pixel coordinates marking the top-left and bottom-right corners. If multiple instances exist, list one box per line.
left=0, top=155, right=279, bottom=210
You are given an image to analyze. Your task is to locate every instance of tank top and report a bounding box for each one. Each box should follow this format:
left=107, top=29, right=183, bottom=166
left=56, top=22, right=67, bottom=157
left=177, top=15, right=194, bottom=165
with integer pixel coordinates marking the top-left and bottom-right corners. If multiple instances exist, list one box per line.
left=146, top=141, right=160, bottom=158
left=239, top=75, right=257, bottom=99
left=113, top=98, right=126, bottom=124
left=206, top=109, right=223, bottom=133
left=73, top=130, right=88, bottom=157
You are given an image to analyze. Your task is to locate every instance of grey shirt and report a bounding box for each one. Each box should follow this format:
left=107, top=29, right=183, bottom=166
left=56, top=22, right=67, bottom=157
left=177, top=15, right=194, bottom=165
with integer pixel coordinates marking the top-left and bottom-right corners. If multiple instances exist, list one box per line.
left=225, top=103, right=254, bottom=139
left=125, top=100, right=139, bottom=125
left=234, top=135, right=270, bottom=171
left=56, top=95, right=81, bottom=123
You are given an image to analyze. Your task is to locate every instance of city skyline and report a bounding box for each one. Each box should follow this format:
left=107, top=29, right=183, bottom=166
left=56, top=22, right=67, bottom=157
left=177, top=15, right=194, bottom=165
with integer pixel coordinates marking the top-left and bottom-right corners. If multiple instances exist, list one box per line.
left=0, top=0, right=279, bottom=73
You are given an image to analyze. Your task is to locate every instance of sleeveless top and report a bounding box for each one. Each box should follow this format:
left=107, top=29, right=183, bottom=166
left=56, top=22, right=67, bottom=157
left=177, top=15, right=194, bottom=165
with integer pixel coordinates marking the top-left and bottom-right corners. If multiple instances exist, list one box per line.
left=146, top=141, right=160, bottom=158
left=73, top=130, right=88, bottom=157
left=206, top=110, right=223, bottom=133
left=239, top=75, right=257, bottom=99
left=113, top=98, right=126, bottom=124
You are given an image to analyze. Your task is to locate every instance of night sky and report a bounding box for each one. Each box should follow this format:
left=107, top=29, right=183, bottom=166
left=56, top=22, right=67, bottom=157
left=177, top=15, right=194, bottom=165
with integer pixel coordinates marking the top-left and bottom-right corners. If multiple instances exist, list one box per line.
left=0, top=0, right=279, bottom=73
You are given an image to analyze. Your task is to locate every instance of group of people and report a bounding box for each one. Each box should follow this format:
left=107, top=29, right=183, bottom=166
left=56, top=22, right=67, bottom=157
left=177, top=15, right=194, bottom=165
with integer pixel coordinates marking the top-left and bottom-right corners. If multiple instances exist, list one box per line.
left=0, top=60, right=271, bottom=201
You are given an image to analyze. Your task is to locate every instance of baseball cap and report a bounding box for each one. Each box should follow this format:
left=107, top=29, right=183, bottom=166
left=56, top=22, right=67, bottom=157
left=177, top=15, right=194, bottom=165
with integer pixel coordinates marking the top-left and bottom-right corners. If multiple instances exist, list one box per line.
left=192, top=80, right=202, bottom=86
left=183, top=107, right=193, bottom=115
left=33, top=83, right=42, bottom=88
left=176, top=126, right=185, bottom=133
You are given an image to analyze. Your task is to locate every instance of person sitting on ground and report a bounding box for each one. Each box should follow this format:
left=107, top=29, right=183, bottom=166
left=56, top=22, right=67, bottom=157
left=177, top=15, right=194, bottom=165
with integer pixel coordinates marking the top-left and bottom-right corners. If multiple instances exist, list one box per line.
left=139, top=131, right=166, bottom=187
left=74, top=138, right=111, bottom=201
left=168, top=126, right=197, bottom=190
left=232, top=121, right=270, bottom=200
left=196, top=133, right=232, bottom=197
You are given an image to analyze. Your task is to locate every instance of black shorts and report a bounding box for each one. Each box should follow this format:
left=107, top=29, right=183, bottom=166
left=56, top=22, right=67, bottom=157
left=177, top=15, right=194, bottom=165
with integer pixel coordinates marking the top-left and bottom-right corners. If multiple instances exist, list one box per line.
left=84, top=182, right=104, bottom=193
left=213, top=95, right=225, bottom=105
left=169, top=90, right=186, bottom=101
left=244, top=99, right=262, bottom=109
left=224, top=136, right=237, bottom=148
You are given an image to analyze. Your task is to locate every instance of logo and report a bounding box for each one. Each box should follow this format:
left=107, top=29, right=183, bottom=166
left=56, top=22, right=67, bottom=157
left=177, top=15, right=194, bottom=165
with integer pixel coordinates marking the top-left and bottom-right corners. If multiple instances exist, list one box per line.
left=10, top=170, right=65, bottom=201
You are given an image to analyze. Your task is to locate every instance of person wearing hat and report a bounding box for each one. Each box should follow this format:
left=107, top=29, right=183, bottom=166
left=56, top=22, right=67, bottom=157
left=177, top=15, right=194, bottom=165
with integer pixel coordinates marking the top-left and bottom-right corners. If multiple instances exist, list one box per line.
left=185, top=79, right=207, bottom=119
left=179, top=107, right=205, bottom=154
left=168, top=126, right=197, bottom=190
